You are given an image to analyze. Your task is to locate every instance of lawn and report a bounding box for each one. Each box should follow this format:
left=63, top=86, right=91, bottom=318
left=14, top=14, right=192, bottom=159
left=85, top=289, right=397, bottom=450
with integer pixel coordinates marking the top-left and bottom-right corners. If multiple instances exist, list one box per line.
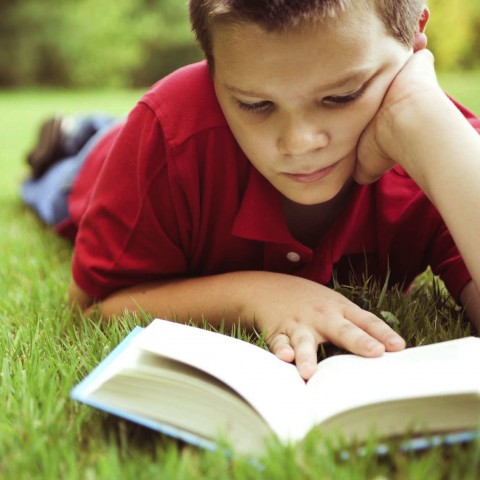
left=438, top=69, right=480, bottom=115
left=1, top=72, right=480, bottom=480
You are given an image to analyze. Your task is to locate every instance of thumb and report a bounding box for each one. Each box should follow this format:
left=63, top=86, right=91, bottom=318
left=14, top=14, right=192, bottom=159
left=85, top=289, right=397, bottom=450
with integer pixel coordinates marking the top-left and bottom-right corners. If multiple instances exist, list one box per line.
left=354, top=133, right=396, bottom=185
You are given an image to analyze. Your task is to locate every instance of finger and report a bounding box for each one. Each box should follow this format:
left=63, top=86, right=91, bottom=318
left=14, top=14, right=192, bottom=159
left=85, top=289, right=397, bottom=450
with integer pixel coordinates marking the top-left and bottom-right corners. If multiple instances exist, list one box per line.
left=344, top=306, right=406, bottom=352
left=323, top=314, right=387, bottom=357
left=354, top=142, right=396, bottom=185
left=268, top=333, right=295, bottom=363
left=353, top=162, right=385, bottom=185
left=411, top=49, right=436, bottom=76
left=413, top=32, right=427, bottom=52
left=289, top=328, right=319, bottom=380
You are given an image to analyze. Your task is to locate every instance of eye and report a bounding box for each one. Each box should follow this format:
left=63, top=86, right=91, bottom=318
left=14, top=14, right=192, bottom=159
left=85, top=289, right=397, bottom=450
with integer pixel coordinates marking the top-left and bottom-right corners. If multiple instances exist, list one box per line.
left=323, top=86, right=367, bottom=107
left=236, top=100, right=273, bottom=114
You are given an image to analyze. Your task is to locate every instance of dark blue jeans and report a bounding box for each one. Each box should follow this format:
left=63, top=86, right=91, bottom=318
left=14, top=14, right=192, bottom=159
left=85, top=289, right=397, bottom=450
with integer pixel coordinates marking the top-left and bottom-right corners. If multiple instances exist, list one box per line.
left=21, top=114, right=118, bottom=226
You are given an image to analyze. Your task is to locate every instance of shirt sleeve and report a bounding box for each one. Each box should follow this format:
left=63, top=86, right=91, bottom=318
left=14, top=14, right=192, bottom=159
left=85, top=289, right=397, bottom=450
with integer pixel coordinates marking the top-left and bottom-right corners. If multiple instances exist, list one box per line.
left=426, top=225, right=472, bottom=303
left=425, top=98, right=480, bottom=302
left=72, top=103, right=189, bottom=300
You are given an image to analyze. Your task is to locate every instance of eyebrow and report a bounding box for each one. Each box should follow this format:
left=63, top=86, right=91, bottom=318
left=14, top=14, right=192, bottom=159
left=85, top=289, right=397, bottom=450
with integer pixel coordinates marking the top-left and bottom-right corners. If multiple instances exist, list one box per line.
left=224, top=68, right=374, bottom=99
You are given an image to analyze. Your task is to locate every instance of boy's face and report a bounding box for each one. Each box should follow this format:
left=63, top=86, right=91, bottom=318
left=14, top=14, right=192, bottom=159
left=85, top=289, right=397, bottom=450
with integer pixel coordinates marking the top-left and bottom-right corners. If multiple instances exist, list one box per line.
left=212, top=8, right=413, bottom=205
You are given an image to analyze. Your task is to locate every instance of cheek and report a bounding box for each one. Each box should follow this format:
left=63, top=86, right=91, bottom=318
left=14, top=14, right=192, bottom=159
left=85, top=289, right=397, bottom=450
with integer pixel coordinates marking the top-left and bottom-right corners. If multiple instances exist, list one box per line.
left=339, top=95, right=385, bottom=140
left=229, top=113, right=275, bottom=148
left=330, top=111, right=370, bottom=147
left=359, top=80, right=394, bottom=123
left=233, top=120, right=266, bottom=149
left=226, top=117, right=276, bottom=165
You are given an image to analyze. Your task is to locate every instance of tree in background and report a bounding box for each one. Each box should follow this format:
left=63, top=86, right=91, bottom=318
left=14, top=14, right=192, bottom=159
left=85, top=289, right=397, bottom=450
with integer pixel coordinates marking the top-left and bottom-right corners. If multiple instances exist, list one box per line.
left=428, top=0, right=480, bottom=69
left=0, top=0, right=478, bottom=88
left=0, top=0, right=201, bottom=88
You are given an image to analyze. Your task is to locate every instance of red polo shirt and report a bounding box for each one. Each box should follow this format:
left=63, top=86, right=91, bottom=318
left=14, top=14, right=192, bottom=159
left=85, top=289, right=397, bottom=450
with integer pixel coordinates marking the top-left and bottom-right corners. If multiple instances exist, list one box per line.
left=66, top=61, right=478, bottom=302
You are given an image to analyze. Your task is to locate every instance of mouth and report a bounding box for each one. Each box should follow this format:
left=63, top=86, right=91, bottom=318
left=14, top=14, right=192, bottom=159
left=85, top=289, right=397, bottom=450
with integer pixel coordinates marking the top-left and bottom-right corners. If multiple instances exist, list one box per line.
left=283, top=161, right=340, bottom=184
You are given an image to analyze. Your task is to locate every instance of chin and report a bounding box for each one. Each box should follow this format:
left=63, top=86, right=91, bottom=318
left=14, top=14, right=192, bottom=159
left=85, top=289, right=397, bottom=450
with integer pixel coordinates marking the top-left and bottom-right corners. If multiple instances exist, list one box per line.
left=284, top=179, right=354, bottom=206
left=284, top=190, right=339, bottom=206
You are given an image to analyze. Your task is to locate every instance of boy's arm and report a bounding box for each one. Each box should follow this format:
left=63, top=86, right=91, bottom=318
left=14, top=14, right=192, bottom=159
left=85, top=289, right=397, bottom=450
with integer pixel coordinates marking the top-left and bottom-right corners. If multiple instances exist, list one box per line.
left=69, top=270, right=405, bottom=380
left=461, top=282, right=480, bottom=332
left=356, top=49, right=480, bottom=305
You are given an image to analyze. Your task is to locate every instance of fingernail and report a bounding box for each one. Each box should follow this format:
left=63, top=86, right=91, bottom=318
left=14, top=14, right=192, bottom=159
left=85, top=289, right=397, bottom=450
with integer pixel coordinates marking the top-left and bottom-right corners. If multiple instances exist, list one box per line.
left=367, top=341, right=382, bottom=351
left=388, top=337, right=405, bottom=347
left=299, top=362, right=316, bottom=379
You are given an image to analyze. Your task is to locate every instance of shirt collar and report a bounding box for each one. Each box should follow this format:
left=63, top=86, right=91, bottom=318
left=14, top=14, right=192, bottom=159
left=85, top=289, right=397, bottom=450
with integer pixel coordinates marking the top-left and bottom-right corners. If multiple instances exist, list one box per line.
left=232, top=164, right=374, bottom=256
left=232, top=166, right=294, bottom=244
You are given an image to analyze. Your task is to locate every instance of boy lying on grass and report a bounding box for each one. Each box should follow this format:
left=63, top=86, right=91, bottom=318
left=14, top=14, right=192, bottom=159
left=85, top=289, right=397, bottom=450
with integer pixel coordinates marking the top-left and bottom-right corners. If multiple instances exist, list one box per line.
left=23, top=0, right=480, bottom=380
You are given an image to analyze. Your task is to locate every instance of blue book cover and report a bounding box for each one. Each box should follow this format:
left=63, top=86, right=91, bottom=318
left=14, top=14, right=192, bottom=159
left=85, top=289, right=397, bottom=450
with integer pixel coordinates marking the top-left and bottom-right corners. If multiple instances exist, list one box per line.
left=70, top=320, right=480, bottom=456
left=70, top=326, right=218, bottom=452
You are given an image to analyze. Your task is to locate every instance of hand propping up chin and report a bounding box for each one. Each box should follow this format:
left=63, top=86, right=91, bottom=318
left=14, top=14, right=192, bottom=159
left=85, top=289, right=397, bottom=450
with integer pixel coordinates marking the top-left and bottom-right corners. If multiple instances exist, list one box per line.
left=355, top=33, right=443, bottom=184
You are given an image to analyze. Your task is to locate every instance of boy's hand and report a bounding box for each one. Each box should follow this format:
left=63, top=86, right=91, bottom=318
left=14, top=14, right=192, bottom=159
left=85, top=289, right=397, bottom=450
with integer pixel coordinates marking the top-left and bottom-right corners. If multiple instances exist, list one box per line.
left=89, top=270, right=405, bottom=381
left=248, top=273, right=405, bottom=380
left=355, top=34, right=440, bottom=184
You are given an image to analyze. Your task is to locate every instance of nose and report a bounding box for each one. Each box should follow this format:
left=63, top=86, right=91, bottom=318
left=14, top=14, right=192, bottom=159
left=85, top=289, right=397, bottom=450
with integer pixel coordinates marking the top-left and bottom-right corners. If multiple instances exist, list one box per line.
left=277, top=114, right=330, bottom=156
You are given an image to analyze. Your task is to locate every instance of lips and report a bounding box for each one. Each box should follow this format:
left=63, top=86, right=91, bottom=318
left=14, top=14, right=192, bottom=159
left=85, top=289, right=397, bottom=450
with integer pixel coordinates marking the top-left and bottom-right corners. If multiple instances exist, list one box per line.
left=283, top=161, right=340, bottom=183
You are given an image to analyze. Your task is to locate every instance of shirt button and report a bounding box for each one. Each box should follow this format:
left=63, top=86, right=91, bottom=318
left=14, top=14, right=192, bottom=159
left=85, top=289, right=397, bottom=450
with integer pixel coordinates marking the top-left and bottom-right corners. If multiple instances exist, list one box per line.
left=286, top=251, right=301, bottom=263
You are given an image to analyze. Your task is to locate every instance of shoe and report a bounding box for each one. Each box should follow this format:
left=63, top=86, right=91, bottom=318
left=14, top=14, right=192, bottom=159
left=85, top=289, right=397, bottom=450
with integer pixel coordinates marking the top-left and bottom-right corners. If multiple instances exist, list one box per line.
left=27, top=115, right=66, bottom=179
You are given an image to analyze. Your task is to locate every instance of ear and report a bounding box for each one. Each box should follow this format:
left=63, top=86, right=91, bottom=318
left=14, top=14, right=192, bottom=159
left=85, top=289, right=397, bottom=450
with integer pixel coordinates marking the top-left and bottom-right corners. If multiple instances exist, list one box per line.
left=413, top=7, right=430, bottom=52
left=418, top=7, right=430, bottom=34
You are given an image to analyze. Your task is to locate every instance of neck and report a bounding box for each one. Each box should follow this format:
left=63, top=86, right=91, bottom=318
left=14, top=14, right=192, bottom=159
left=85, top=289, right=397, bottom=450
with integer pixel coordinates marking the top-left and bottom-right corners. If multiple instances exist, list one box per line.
left=282, top=180, right=356, bottom=247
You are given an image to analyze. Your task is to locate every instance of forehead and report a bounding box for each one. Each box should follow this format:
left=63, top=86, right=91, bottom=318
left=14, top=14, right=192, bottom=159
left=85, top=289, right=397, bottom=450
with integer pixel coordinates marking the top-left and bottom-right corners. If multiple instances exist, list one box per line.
left=210, top=1, right=388, bottom=53
left=211, top=10, right=397, bottom=94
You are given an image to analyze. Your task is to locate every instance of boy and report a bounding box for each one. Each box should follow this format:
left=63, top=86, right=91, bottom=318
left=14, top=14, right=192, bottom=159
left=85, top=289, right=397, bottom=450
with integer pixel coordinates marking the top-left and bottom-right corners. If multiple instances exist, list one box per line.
left=24, top=0, right=480, bottom=380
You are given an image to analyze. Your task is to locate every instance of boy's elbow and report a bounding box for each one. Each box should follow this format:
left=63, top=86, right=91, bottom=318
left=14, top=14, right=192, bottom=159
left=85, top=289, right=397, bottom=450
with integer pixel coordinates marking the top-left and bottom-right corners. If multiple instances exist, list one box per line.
left=460, top=281, right=480, bottom=332
left=68, top=278, right=94, bottom=313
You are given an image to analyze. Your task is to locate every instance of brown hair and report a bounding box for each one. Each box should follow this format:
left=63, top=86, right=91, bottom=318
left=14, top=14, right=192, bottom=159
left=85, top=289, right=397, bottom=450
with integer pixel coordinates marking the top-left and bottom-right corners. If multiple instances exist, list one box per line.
left=189, top=0, right=425, bottom=65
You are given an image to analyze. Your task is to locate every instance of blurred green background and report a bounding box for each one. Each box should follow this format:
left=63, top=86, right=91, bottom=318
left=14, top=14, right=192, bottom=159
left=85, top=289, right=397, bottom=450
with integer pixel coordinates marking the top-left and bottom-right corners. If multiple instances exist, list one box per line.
left=0, top=0, right=479, bottom=89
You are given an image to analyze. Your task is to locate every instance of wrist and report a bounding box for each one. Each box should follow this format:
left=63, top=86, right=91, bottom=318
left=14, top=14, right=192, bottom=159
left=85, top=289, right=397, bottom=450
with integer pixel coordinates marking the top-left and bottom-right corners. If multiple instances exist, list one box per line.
left=376, top=90, right=473, bottom=191
left=376, top=89, right=447, bottom=170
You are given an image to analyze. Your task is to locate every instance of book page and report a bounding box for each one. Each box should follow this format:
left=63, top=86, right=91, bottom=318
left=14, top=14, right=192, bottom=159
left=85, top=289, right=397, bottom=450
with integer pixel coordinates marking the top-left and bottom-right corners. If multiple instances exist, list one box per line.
left=304, top=337, right=480, bottom=431
left=134, top=319, right=311, bottom=440
left=87, top=350, right=273, bottom=454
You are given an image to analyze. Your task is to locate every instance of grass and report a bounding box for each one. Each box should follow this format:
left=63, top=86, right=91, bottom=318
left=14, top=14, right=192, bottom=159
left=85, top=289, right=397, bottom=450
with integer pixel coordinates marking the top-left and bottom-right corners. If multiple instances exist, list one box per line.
left=1, top=72, right=480, bottom=479
left=438, top=69, right=480, bottom=115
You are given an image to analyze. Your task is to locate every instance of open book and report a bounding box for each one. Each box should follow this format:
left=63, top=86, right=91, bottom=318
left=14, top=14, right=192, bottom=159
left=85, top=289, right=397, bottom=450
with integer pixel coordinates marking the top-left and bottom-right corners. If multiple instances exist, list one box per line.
left=71, top=319, right=480, bottom=455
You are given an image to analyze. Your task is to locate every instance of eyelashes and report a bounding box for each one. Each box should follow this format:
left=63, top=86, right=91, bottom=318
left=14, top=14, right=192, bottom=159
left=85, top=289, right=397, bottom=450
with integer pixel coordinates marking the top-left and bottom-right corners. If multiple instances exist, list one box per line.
left=236, top=100, right=273, bottom=113
left=323, top=86, right=367, bottom=106
left=235, top=85, right=368, bottom=114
